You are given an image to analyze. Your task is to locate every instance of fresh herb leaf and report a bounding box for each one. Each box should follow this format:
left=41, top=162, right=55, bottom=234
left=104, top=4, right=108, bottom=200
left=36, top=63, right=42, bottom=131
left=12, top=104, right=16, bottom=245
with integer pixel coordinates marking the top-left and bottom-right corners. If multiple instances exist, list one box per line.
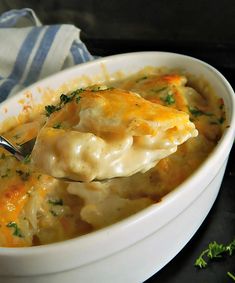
left=60, top=94, right=71, bottom=104
left=16, top=170, right=30, bottom=181
left=219, top=98, right=224, bottom=110
left=53, top=122, right=62, bottom=129
left=195, top=239, right=235, bottom=269
left=207, top=241, right=226, bottom=259
left=76, top=96, right=81, bottom=103
left=45, top=105, right=58, bottom=117
left=50, top=210, right=58, bottom=217
left=70, top=88, right=84, bottom=97
left=48, top=199, right=63, bottom=206
left=6, top=222, right=23, bottom=237
left=22, top=154, right=31, bottom=164
left=227, top=272, right=235, bottom=281
left=45, top=88, right=84, bottom=116
left=218, top=117, right=225, bottom=124
left=194, top=250, right=208, bottom=268
left=226, top=239, right=235, bottom=256
left=164, top=94, right=175, bottom=105
left=189, top=106, right=204, bottom=117
left=90, top=85, right=113, bottom=92
left=188, top=106, right=214, bottom=118
left=136, top=76, right=148, bottom=83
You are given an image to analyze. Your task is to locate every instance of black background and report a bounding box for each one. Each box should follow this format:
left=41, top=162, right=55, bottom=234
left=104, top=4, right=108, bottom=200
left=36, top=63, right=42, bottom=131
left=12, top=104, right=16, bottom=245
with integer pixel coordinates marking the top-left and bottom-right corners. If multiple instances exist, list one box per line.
left=0, top=1, right=234, bottom=282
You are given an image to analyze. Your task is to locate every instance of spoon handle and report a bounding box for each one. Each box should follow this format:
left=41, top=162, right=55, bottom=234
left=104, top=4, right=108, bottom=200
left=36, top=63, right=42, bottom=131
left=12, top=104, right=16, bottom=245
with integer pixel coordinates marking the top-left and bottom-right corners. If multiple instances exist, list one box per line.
left=0, top=135, right=24, bottom=161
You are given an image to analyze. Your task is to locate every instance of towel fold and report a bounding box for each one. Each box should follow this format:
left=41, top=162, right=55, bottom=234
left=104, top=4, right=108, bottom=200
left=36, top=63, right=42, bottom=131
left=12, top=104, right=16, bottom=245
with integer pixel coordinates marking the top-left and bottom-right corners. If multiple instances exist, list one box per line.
left=0, top=8, right=94, bottom=103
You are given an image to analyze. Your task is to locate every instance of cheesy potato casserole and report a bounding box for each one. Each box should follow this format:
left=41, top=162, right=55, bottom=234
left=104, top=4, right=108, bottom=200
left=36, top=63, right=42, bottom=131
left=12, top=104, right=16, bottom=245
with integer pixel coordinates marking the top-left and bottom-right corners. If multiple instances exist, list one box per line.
left=0, top=70, right=225, bottom=247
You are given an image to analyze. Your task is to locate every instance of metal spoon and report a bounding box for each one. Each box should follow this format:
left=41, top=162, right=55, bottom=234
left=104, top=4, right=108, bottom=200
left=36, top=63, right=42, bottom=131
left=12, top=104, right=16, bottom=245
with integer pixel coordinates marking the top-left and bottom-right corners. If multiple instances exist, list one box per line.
left=0, top=135, right=35, bottom=161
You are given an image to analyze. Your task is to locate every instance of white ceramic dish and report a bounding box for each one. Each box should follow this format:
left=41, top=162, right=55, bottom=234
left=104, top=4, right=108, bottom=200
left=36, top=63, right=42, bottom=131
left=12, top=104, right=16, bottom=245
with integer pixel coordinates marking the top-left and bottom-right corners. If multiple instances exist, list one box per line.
left=0, top=52, right=234, bottom=283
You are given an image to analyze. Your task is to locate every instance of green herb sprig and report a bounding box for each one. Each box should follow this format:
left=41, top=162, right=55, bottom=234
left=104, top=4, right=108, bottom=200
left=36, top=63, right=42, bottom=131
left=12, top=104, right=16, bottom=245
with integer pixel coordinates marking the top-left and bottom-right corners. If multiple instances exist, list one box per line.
left=227, top=272, right=235, bottom=281
left=188, top=106, right=214, bottom=118
left=48, top=199, right=63, bottom=206
left=89, top=85, right=113, bottom=92
left=45, top=88, right=84, bottom=117
left=136, top=76, right=148, bottom=83
left=22, top=154, right=31, bottom=164
left=16, top=170, right=30, bottom=181
left=53, top=122, right=62, bottom=129
left=6, top=222, right=23, bottom=238
left=164, top=93, right=175, bottom=105
left=195, top=239, right=235, bottom=269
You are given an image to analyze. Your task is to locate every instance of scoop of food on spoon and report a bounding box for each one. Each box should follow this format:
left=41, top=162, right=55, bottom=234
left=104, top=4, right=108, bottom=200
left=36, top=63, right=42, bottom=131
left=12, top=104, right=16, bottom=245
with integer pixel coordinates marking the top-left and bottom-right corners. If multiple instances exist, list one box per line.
left=0, top=86, right=197, bottom=183
left=0, top=136, right=111, bottom=183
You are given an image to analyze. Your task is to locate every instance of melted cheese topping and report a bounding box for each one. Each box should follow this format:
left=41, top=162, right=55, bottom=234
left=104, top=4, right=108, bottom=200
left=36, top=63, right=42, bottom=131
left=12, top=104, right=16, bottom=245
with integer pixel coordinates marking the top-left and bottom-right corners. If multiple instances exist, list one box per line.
left=0, top=70, right=225, bottom=247
left=31, top=88, right=197, bottom=182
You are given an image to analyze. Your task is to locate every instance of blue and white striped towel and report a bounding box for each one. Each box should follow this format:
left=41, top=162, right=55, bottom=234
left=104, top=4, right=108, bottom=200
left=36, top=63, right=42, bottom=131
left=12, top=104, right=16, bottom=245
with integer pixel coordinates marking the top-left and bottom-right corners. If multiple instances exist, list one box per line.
left=0, top=8, right=94, bottom=103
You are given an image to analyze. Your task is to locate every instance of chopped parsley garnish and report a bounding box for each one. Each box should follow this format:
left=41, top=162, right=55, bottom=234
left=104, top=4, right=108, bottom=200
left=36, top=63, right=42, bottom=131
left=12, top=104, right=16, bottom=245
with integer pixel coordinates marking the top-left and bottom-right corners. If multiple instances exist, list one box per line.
left=188, top=106, right=215, bottom=117
left=50, top=210, right=58, bottom=217
left=16, top=170, right=30, bottom=181
left=48, top=199, right=63, bottom=206
left=45, top=86, right=114, bottom=116
left=136, top=76, right=148, bottom=83
left=90, top=85, right=113, bottom=92
left=189, top=106, right=204, bottom=117
left=219, top=98, right=225, bottom=110
left=76, top=95, right=81, bottom=103
left=22, top=154, right=31, bottom=164
left=53, top=122, right=62, bottom=129
left=164, top=93, right=175, bottom=105
left=45, top=88, right=84, bottom=116
left=210, top=117, right=226, bottom=125
left=6, top=222, right=23, bottom=237
left=195, top=239, right=235, bottom=269
left=60, top=94, right=72, bottom=104
left=218, top=117, right=225, bottom=124
left=45, top=105, right=57, bottom=116
left=227, top=272, right=235, bottom=281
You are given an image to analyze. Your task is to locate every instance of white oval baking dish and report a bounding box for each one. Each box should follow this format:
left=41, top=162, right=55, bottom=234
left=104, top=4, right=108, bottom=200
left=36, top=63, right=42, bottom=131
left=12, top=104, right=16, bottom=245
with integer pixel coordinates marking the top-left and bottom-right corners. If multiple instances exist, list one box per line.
left=0, top=52, right=234, bottom=283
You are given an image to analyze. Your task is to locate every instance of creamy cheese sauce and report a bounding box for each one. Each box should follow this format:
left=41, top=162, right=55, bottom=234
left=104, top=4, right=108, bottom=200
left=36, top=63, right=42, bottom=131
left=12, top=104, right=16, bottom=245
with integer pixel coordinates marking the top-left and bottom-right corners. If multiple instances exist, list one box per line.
left=0, top=69, right=225, bottom=247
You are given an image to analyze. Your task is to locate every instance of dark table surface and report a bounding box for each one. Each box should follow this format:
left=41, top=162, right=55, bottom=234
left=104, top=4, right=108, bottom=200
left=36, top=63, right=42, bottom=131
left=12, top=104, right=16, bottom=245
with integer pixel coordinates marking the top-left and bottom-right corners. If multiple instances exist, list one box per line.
left=0, top=1, right=234, bottom=282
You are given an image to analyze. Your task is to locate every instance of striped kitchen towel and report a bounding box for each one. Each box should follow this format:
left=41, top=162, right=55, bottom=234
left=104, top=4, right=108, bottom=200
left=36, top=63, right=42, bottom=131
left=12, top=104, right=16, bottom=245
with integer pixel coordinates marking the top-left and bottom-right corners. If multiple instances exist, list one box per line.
left=0, top=8, right=94, bottom=103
